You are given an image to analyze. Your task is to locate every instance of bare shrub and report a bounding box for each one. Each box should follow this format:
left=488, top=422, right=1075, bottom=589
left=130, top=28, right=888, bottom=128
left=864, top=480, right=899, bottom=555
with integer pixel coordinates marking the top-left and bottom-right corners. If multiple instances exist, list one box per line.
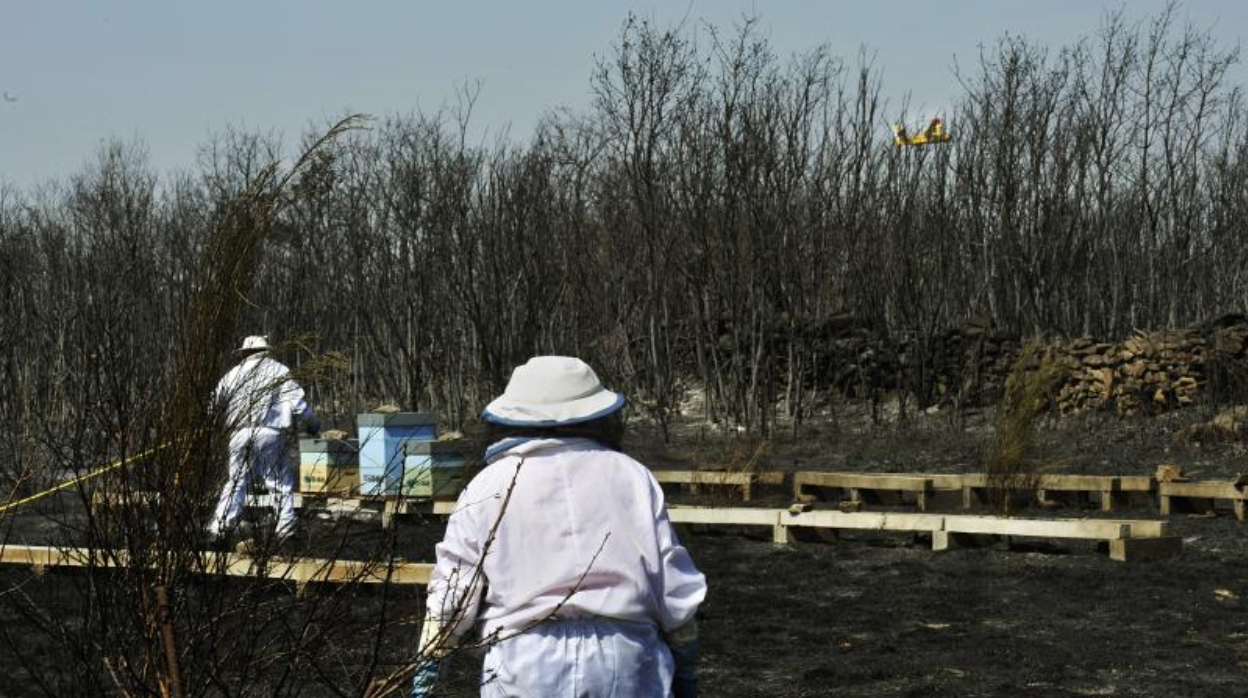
left=985, top=341, right=1059, bottom=514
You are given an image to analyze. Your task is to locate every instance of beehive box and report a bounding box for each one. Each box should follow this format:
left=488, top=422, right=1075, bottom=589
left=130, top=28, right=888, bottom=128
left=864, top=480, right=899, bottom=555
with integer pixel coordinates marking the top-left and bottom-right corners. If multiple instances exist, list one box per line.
left=299, top=438, right=359, bottom=496
left=401, top=441, right=468, bottom=499
left=357, top=412, right=437, bottom=495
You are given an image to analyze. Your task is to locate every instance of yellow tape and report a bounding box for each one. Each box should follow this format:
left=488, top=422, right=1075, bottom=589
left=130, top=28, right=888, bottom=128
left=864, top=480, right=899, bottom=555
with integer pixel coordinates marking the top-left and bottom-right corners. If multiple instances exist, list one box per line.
left=0, top=443, right=171, bottom=515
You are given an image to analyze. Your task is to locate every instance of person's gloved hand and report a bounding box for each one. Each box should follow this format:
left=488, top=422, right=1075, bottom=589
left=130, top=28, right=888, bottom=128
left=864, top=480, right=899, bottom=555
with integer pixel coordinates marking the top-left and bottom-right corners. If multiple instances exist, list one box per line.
left=667, top=619, right=700, bottom=698
left=303, top=415, right=321, bottom=438
left=411, top=616, right=447, bottom=697
left=409, top=657, right=442, bottom=698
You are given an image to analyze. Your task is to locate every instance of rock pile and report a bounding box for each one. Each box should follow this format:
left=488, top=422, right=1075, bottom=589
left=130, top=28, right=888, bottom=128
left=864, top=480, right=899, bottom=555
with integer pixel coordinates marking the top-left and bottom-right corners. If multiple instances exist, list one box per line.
left=1051, top=319, right=1248, bottom=416
left=812, top=313, right=1248, bottom=416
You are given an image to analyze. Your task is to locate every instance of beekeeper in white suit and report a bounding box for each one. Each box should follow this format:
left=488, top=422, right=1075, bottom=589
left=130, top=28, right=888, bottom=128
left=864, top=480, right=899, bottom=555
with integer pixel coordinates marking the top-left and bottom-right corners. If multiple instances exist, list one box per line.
left=208, top=335, right=317, bottom=543
left=413, top=356, right=706, bottom=698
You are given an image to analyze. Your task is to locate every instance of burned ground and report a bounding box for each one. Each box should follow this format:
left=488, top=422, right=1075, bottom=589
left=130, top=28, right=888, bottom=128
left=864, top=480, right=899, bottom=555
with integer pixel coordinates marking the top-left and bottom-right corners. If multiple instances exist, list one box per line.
left=3, top=408, right=1248, bottom=696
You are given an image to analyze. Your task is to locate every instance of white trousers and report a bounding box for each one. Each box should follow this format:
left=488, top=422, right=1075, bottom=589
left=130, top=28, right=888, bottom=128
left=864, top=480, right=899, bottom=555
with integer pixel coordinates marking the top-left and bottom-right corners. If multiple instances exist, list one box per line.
left=209, top=427, right=296, bottom=539
left=480, top=618, right=674, bottom=698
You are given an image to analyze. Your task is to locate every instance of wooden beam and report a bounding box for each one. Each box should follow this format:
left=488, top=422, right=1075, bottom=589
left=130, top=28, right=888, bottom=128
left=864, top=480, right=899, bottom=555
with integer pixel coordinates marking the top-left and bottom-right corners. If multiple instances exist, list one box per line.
left=669, top=506, right=1170, bottom=551
left=654, top=470, right=749, bottom=485
left=943, top=516, right=1131, bottom=541
left=667, top=507, right=780, bottom=527
left=1159, top=480, right=1247, bottom=522
left=793, top=472, right=934, bottom=492
left=0, top=545, right=432, bottom=585
left=783, top=509, right=945, bottom=533
left=793, top=473, right=935, bottom=511
left=1158, top=481, right=1247, bottom=500
left=1036, top=474, right=1121, bottom=491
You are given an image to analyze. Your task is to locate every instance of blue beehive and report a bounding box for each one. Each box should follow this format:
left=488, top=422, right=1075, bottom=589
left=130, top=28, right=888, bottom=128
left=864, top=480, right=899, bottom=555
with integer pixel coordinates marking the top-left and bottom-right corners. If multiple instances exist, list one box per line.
left=356, top=412, right=437, bottom=495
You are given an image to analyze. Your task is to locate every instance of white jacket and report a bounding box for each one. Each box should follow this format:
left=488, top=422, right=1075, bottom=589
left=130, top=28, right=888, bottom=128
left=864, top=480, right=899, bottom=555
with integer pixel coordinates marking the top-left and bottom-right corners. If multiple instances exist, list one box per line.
left=214, top=355, right=311, bottom=431
left=426, top=438, right=706, bottom=642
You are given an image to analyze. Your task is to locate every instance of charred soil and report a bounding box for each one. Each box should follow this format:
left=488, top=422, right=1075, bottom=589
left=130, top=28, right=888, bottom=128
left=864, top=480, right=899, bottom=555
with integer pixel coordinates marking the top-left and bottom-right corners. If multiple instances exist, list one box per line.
left=3, top=410, right=1248, bottom=696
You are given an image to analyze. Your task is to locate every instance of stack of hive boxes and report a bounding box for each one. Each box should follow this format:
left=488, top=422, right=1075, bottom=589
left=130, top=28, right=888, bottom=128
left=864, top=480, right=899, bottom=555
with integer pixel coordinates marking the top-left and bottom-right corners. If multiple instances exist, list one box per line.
left=298, top=411, right=468, bottom=499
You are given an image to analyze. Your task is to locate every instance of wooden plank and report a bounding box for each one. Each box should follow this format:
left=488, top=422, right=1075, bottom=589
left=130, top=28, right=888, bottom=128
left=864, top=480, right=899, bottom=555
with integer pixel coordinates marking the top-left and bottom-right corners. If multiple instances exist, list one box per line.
left=793, top=472, right=934, bottom=492
left=784, top=509, right=945, bottom=533
left=671, top=505, right=1167, bottom=543
left=654, top=470, right=750, bottom=485
left=1159, top=481, right=1248, bottom=500
left=943, top=515, right=1131, bottom=541
left=669, top=506, right=947, bottom=533
left=1036, top=474, right=1120, bottom=491
left=1108, top=536, right=1182, bottom=562
left=941, top=528, right=1181, bottom=562
left=1157, top=480, right=1246, bottom=521
left=666, top=507, right=781, bottom=527
left=796, top=472, right=1155, bottom=492
left=773, top=510, right=943, bottom=546
left=0, top=545, right=432, bottom=584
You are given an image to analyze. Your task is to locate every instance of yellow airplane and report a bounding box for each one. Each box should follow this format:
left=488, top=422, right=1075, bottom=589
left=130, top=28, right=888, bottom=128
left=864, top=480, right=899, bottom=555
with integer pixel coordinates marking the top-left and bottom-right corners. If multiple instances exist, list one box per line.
left=892, top=117, right=952, bottom=147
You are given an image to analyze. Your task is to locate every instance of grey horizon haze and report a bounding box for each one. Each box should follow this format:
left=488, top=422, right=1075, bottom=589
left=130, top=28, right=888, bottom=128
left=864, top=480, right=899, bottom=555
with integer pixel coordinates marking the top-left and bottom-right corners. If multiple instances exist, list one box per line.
left=1, top=0, right=1244, bottom=189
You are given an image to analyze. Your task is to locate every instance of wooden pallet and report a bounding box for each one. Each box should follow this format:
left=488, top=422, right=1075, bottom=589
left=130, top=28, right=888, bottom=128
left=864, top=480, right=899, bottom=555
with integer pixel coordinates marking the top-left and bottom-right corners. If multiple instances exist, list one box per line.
left=667, top=506, right=1179, bottom=562
left=651, top=470, right=785, bottom=501
left=0, top=544, right=432, bottom=585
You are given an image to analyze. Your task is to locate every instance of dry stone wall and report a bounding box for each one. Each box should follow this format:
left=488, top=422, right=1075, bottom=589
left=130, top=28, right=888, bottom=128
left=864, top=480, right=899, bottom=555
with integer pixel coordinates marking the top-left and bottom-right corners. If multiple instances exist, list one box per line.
left=1049, top=317, right=1248, bottom=416
left=815, top=314, right=1248, bottom=416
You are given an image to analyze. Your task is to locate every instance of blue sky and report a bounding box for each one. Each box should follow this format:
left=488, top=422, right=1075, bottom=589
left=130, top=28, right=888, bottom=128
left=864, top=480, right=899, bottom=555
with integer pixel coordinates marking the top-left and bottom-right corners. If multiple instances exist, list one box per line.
left=1, top=1, right=1243, bottom=187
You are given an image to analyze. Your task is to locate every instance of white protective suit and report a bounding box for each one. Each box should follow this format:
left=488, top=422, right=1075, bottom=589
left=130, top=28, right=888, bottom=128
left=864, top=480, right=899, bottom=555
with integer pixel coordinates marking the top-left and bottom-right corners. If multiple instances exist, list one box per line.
left=209, top=354, right=311, bottom=538
left=426, top=437, right=707, bottom=697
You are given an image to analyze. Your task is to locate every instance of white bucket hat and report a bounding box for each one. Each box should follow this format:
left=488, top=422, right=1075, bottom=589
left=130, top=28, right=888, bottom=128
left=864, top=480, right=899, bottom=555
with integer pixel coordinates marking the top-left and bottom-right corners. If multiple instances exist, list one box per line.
left=482, top=356, right=625, bottom=426
left=236, top=335, right=271, bottom=355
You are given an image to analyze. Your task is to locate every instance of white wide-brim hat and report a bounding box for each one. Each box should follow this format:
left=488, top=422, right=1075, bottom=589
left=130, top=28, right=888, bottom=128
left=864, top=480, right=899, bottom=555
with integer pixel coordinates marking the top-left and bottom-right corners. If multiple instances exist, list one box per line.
left=236, top=335, right=271, bottom=354
left=482, top=356, right=625, bottom=426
